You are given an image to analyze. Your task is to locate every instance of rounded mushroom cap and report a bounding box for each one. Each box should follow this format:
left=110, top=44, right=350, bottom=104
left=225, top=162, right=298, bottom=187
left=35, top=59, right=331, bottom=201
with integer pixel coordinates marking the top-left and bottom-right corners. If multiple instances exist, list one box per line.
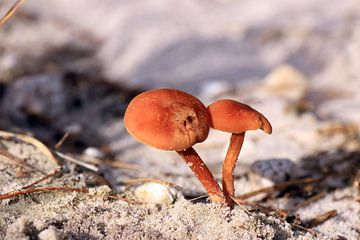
left=207, top=99, right=272, bottom=134
left=124, top=89, right=210, bottom=151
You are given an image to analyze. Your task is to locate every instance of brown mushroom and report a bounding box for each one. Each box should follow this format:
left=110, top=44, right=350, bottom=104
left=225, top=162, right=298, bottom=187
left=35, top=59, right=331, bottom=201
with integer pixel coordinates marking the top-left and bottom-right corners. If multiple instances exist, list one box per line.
left=124, top=89, right=225, bottom=204
left=207, top=99, right=272, bottom=207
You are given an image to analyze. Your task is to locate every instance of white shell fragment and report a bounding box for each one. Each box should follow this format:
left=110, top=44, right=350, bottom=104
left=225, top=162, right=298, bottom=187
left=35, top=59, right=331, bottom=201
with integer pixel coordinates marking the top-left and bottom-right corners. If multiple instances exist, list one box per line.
left=250, top=158, right=300, bottom=188
left=134, top=182, right=179, bottom=205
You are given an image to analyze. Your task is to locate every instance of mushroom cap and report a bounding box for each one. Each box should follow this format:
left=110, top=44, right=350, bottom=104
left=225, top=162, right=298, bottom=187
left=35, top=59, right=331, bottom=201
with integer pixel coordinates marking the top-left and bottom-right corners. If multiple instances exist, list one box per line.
left=124, top=89, right=210, bottom=151
left=207, top=99, right=272, bottom=134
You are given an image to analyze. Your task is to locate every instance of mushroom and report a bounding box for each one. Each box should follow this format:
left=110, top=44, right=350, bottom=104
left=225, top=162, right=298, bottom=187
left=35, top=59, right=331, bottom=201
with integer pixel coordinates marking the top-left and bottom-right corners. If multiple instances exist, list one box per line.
left=124, top=89, right=225, bottom=204
left=207, top=99, right=272, bottom=207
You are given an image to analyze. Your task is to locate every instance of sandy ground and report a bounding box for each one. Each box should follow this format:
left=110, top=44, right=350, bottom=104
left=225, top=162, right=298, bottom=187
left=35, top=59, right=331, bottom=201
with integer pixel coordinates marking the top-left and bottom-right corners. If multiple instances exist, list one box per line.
left=0, top=0, right=360, bottom=239
left=0, top=128, right=358, bottom=239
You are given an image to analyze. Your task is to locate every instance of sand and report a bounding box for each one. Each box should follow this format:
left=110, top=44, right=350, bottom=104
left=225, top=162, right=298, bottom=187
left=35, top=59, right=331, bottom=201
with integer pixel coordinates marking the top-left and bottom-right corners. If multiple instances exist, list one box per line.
left=0, top=1, right=359, bottom=239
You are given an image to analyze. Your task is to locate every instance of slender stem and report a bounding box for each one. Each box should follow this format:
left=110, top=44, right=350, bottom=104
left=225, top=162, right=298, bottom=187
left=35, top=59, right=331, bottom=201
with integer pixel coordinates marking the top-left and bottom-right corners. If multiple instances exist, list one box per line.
left=222, top=132, right=245, bottom=208
left=177, top=147, right=225, bottom=204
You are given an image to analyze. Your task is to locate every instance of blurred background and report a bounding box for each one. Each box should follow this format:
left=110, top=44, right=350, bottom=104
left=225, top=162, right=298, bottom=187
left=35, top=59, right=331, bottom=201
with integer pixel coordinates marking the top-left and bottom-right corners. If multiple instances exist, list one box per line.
left=0, top=0, right=359, bottom=193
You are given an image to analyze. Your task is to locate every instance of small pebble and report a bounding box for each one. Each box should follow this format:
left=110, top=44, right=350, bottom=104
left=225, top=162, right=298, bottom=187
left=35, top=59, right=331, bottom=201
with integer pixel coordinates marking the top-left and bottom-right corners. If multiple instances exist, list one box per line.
left=38, top=226, right=59, bottom=240
left=88, top=185, right=112, bottom=198
left=83, top=147, right=105, bottom=159
left=259, top=64, right=308, bottom=101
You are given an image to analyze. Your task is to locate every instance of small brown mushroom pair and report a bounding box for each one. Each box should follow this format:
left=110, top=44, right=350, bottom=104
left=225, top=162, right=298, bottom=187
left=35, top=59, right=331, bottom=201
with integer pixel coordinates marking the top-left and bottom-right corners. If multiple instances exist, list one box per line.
left=124, top=89, right=272, bottom=207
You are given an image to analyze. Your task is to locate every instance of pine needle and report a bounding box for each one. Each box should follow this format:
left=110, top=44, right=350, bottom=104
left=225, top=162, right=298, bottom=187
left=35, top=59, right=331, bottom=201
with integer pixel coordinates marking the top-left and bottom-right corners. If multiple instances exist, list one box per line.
left=21, top=169, right=60, bottom=189
left=54, top=151, right=99, bottom=172
left=0, top=0, right=26, bottom=27
left=0, top=186, right=88, bottom=199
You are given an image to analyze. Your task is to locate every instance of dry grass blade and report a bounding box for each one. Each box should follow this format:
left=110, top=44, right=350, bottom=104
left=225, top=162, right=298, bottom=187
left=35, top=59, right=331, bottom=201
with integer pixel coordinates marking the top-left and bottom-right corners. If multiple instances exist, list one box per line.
left=0, top=131, right=59, bottom=165
left=231, top=196, right=288, bottom=217
left=230, top=196, right=252, bottom=214
left=122, top=178, right=181, bottom=188
left=0, top=0, right=26, bottom=27
left=232, top=197, right=273, bottom=215
left=103, top=159, right=140, bottom=170
left=0, top=186, right=88, bottom=199
left=188, top=194, right=208, bottom=202
left=54, top=151, right=99, bottom=172
left=236, top=177, right=323, bottom=200
left=304, top=210, right=338, bottom=228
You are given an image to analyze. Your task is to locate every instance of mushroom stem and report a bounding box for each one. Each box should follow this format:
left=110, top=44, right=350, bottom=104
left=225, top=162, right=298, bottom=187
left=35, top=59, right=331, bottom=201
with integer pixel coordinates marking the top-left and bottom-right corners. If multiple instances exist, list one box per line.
left=177, top=147, right=225, bottom=204
left=222, top=132, right=245, bottom=208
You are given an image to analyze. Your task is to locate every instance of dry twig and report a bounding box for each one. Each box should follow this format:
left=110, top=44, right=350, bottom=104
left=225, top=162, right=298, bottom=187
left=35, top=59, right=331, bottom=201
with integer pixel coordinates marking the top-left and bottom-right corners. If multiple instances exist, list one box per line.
left=55, top=151, right=99, bottom=172
left=21, top=169, right=60, bottom=189
left=0, top=186, right=88, bottom=199
left=80, top=154, right=140, bottom=170
left=304, top=210, right=338, bottom=228
left=54, top=132, right=139, bottom=170
left=231, top=196, right=288, bottom=217
left=54, top=132, right=70, bottom=150
left=236, top=177, right=323, bottom=200
left=56, top=147, right=141, bottom=171
left=188, top=194, right=208, bottom=202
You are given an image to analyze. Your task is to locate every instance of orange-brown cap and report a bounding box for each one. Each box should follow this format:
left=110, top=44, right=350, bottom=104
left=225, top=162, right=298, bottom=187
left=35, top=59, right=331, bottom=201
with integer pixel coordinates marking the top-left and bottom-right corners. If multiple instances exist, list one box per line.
left=207, top=99, right=272, bottom=134
left=124, top=89, right=210, bottom=151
